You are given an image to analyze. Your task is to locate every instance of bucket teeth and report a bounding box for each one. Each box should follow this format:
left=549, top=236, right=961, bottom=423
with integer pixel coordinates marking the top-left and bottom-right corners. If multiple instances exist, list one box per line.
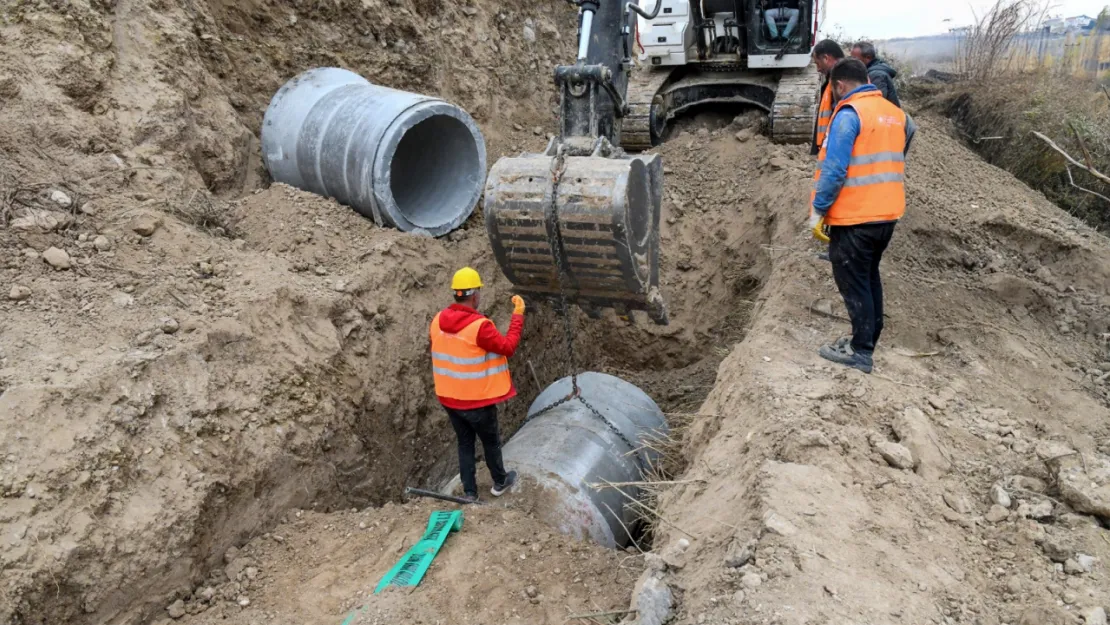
left=485, top=153, right=668, bottom=325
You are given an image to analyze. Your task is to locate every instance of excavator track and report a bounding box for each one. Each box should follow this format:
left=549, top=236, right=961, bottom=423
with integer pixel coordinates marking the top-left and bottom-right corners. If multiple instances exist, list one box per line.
left=770, top=65, right=820, bottom=145
left=620, top=65, right=675, bottom=152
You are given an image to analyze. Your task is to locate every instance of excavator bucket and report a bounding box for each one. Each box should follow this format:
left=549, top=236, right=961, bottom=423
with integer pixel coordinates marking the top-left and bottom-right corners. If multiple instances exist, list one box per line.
left=484, top=152, right=668, bottom=325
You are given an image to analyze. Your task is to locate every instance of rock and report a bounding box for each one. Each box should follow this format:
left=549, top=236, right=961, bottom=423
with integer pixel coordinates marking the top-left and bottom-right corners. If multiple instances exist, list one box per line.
left=1082, top=607, right=1107, bottom=625
left=1075, top=554, right=1097, bottom=573
left=1036, top=440, right=1076, bottom=461
left=131, top=215, right=161, bottom=237
left=50, top=189, right=72, bottom=208
left=11, top=209, right=65, bottom=232
left=1038, top=534, right=1073, bottom=563
left=769, top=156, right=791, bottom=170
left=42, top=247, right=72, bottom=270
left=991, top=483, right=1012, bottom=508
left=522, top=25, right=536, bottom=42
left=762, top=511, right=798, bottom=536
left=200, top=586, right=216, bottom=602
left=943, top=491, right=973, bottom=515
left=93, top=235, right=111, bottom=251
left=875, top=441, right=915, bottom=470
left=735, top=128, right=754, bottom=142
left=927, top=395, right=948, bottom=410
left=166, top=599, right=186, bottom=619
left=237, top=596, right=251, bottom=607
left=1007, top=475, right=1047, bottom=493
left=8, top=285, right=31, bottom=301
left=525, top=585, right=539, bottom=598
left=1064, top=559, right=1085, bottom=575
left=160, top=318, right=180, bottom=334
left=741, top=573, right=763, bottom=588
left=1049, top=453, right=1110, bottom=521
left=631, top=571, right=674, bottom=625
left=797, top=430, right=831, bottom=447
left=532, top=126, right=543, bottom=136
left=244, top=566, right=259, bottom=580
left=1020, top=499, right=1055, bottom=520
left=892, top=406, right=951, bottom=479
left=985, top=505, right=1010, bottom=523
left=313, top=265, right=328, bottom=276
left=724, top=540, right=755, bottom=568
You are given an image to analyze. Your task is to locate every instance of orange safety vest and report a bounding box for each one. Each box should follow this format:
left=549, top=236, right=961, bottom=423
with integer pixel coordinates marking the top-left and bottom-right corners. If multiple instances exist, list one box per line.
left=815, top=81, right=834, bottom=150
left=812, top=89, right=906, bottom=227
left=429, top=313, right=512, bottom=402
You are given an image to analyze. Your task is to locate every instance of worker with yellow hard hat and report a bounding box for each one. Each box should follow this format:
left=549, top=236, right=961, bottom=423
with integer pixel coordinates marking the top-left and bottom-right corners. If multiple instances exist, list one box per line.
left=429, top=267, right=525, bottom=502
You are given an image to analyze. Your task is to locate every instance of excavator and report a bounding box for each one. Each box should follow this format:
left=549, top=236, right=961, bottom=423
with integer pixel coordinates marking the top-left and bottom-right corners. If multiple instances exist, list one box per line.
left=484, top=0, right=824, bottom=325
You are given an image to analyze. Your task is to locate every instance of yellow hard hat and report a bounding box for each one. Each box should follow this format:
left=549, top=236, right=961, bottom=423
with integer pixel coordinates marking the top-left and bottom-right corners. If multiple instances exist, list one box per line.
left=451, top=267, right=483, bottom=291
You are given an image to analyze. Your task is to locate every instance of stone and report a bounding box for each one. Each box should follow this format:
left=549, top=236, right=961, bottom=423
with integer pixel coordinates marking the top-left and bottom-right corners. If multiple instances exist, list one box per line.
left=985, top=505, right=1010, bottom=523
left=943, top=491, right=973, bottom=515
left=8, top=285, right=31, bottom=301
left=991, top=484, right=1012, bottom=508
left=769, top=156, right=791, bottom=170
left=741, top=573, right=762, bottom=588
left=131, top=215, right=161, bottom=237
left=1082, top=607, right=1107, bottom=625
left=522, top=25, right=536, bottom=42
left=11, top=209, right=63, bottom=232
left=1036, top=440, right=1076, bottom=461
left=200, top=587, right=216, bottom=602
left=93, top=235, right=111, bottom=251
left=735, top=128, right=754, bottom=142
left=927, top=395, right=948, bottom=410
left=160, top=318, right=180, bottom=334
left=1021, top=499, right=1055, bottom=520
left=166, top=599, right=186, bottom=619
left=1049, top=453, right=1110, bottom=521
left=1039, top=534, right=1073, bottom=563
left=42, top=247, right=72, bottom=270
left=875, top=441, right=915, bottom=470
left=1075, top=554, right=1097, bottom=573
left=50, top=189, right=72, bottom=208
left=237, top=596, right=251, bottom=607
left=724, top=541, right=755, bottom=568
left=525, top=585, right=539, bottom=598
left=797, top=430, right=831, bottom=447
left=762, top=511, right=798, bottom=536
left=1064, top=559, right=1085, bottom=575
left=892, top=406, right=951, bottom=479
left=631, top=571, right=674, bottom=625
left=244, top=566, right=259, bottom=580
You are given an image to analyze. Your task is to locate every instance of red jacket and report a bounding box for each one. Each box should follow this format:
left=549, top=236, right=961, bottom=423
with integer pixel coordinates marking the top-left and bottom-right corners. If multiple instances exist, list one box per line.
left=435, top=303, right=524, bottom=410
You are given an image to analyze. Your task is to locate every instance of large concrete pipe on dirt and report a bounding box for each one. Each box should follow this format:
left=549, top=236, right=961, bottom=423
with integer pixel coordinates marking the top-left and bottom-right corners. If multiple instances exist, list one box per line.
left=261, top=67, right=487, bottom=236
left=443, top=372, right=668, bottom=548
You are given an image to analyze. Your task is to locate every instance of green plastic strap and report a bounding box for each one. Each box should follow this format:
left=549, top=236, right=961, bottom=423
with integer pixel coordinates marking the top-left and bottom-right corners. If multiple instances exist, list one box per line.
left=373, top=510, right=463, bottom=593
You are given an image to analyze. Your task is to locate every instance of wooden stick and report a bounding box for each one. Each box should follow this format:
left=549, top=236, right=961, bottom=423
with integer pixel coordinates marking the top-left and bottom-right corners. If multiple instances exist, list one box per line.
left=1031, top=131, right=1110, bottom=185
left=1065, top=165, right=1110, bottom=204
left=872, top=374, right=927, bottom=389
left=527, top=359, right=543, bottom=390
left=566, top=609, right=637, bottom=621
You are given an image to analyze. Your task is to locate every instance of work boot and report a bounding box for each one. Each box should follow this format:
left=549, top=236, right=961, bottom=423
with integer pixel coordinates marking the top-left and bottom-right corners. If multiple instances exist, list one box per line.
left=818, top=341, right=873, bottom=374
left=491, top=470, right=518, bottom=497
left=461, top=492, right=480, bottom=504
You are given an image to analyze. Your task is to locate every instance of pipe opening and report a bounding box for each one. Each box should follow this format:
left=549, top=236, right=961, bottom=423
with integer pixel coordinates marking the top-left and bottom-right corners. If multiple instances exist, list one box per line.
left=389, top=115, right=482, bottom=230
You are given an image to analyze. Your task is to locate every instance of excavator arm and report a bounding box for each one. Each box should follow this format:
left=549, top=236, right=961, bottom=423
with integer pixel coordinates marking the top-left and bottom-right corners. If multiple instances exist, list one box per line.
left=484, top=0, right=670, bottom=325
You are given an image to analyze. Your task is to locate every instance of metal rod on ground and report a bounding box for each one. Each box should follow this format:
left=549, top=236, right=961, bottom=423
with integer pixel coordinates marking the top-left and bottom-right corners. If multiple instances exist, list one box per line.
left=404, top=487, right=480, bottom=506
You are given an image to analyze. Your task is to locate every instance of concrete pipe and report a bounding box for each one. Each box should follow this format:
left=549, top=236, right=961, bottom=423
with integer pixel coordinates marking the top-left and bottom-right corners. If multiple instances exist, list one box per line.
left=261, top=67, right=487, bottom=237
left=443, top=372, right=668, bottom=548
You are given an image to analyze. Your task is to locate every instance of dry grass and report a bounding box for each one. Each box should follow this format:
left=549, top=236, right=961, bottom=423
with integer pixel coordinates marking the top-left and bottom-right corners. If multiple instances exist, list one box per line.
left=922, top=0, right=1110, bottom=230
left=166, top=188, right=242, bottom=238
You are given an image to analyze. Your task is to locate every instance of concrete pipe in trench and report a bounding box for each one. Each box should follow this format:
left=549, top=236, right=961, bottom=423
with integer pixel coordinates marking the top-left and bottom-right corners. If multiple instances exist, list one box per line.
left=443, top=372, right=668, bottom=548
left=261, top=67, right=487, bottom=236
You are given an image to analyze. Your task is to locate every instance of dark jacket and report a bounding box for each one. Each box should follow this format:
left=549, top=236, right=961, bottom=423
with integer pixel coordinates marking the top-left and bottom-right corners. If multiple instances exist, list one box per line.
left=866, top=58, right=901, bottom=108
left=435, top=303, right=523, bottom=410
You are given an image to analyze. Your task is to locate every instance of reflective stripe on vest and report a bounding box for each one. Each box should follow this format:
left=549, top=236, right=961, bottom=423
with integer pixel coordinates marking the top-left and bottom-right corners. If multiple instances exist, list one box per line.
left=815, top=84, right=835, bottom=149
left=429, top=312, right=512, bottom=402
left=812, top=89, right=907, bottom=227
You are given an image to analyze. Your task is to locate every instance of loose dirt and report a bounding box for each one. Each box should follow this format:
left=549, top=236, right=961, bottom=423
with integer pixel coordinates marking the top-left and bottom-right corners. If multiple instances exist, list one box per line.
left=2, top=2, right=1110, bottom=625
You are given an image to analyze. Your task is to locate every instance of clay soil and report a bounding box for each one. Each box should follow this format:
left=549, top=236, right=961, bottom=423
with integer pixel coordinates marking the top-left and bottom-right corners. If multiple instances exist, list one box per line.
left=2, top=2, right=1110, bottom=625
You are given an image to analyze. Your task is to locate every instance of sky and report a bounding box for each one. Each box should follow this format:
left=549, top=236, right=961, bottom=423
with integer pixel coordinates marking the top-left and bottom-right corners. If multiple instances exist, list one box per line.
left=824, top=0, right=1109, bottom=39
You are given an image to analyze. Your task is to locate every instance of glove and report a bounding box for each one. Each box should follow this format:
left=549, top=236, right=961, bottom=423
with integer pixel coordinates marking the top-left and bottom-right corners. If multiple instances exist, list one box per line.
left=808, top=213, right=830, bottom=243
left=512, top=295, right=525, bottom=315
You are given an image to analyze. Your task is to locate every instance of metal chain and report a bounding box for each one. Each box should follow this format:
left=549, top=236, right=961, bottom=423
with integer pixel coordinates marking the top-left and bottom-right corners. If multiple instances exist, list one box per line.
left=525, top=150, right=648, bottom=472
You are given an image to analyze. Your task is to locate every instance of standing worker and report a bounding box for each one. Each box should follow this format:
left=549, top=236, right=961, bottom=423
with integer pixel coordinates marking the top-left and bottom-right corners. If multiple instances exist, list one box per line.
left=808, top=59, right=916, bottom=374
left=430, top=267, right=523, bottom=502
left=811, top=39, right=846, bottom=156
left=850, top=41, right=901, bottom=107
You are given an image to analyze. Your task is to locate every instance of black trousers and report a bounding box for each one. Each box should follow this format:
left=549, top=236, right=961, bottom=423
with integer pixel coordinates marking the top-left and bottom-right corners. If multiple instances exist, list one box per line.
left=445, top=405, right=508, bottom=497
left=828, top=221, right=896, bottom=354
